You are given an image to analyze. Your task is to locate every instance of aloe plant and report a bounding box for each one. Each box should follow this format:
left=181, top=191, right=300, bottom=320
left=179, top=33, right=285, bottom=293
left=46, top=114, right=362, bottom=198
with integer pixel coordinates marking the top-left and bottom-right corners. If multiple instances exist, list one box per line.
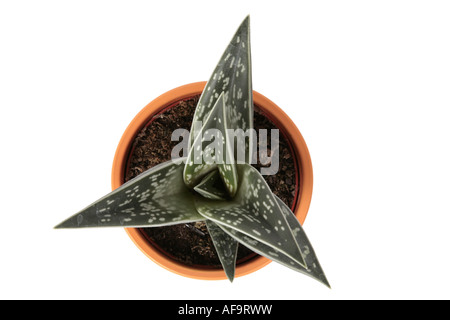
left=55, top=16, right=329, bottom=287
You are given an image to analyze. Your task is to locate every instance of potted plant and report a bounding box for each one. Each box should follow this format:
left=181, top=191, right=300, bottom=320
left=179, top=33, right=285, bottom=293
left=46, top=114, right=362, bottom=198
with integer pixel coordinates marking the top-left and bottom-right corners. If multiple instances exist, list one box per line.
left=55, top=16, right=329, bottom=287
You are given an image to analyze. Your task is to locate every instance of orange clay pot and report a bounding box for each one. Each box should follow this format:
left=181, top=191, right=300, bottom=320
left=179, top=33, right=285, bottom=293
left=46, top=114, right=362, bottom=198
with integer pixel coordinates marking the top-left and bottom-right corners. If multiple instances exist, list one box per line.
left=111, top=82, right=313, bottom=280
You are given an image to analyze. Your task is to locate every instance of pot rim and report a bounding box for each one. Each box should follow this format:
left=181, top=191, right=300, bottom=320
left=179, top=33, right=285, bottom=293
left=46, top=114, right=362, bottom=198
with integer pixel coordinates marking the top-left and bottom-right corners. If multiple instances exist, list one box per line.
left=111, top=81, right=313, bottom=280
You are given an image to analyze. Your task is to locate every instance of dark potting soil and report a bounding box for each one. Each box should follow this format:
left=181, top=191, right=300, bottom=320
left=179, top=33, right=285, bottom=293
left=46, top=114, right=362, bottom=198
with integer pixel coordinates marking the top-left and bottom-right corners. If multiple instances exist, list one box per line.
left=124, top=95, right=298, bottom=268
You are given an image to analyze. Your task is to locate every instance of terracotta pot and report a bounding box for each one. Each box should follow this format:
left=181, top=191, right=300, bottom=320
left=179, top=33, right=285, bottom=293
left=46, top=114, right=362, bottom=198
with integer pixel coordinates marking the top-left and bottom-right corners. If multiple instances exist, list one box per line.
left=111, top=82, right=313, bottom=280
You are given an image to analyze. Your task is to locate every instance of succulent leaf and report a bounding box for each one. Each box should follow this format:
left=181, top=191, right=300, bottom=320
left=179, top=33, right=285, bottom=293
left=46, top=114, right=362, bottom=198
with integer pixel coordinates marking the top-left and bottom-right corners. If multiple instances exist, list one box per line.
left=205, top=220, right=238, bottom=282
left=193, top=170, right=228, bottom=201
left=215, top=197, right=330, bottom=287
left=184, top=93, right=239, bottom=197
left=188, top=15, right=253, bottom=164
left=273, top=196, right=330, bottom=287
left=194, top=163, right=306, bottom=268
left=55, top=158, right=203, bottom=229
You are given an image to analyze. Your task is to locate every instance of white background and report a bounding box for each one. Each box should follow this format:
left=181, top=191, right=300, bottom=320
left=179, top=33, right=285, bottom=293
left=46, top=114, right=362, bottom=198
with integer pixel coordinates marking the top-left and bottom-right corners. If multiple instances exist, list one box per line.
left=1, top=0, right=450, bottom=300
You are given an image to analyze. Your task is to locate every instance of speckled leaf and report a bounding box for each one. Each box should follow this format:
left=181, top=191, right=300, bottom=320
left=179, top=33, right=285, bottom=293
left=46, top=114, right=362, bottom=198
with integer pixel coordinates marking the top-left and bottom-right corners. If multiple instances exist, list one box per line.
left=184, top=93, right=238, bottom=197
left=55, top=158, right=203, bottom=229
left=216, top=197, right=330, bottom=287
left=188, top=15, right=253, bottom=164
left=205, top=220, right=238, bottom=282
left=195, top=163, right=306, bottom=268
left=273, top=196, right=330, bottom=287
left=194, top=170, right=228, bottom=201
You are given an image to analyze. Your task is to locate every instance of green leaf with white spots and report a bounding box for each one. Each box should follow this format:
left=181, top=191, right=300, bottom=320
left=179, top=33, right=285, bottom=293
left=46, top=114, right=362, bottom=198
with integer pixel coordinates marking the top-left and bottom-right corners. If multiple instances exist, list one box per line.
left=194, top=170, right=228, bottom=201
left=215, top=197, right=330, bottom=287
left=273, top=196, right=330, bottom=287
left=194, top=163, right=306, bottom=268
left=184, top=93, right=239, bottom=197
left=188, top=15, right=254, bottom=164
left=205, top=220, right=238, bottom=282
left=55, top=158, right=203, bottom=229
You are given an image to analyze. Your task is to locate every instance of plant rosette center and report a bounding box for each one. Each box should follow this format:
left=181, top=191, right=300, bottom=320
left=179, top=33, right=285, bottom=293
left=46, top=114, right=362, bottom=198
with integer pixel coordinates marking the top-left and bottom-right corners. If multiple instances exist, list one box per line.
left=123, top=94, right=300, bottom=271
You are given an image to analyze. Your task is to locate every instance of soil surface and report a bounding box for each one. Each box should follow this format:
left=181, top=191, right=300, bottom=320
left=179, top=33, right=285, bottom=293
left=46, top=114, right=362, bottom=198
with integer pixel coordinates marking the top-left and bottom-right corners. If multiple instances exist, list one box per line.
left=124, top=95, right=298, bottom=268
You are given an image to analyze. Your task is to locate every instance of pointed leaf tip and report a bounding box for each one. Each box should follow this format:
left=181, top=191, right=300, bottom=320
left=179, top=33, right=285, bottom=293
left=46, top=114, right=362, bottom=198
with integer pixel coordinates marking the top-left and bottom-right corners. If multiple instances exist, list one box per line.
left=241, top=15, right=250, bottom=27
left=212, top=195, right=331, bottom=288
left=206, top=220, right=238, bottom=282
left=55, top=158, right=203, bottom=229
left=188, top=15, right=253, bottom=165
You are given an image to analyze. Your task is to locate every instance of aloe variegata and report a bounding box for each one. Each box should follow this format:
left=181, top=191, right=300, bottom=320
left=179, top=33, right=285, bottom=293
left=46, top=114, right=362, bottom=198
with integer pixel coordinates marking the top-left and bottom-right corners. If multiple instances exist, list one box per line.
left=55, top=16, right=329, bottom=287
